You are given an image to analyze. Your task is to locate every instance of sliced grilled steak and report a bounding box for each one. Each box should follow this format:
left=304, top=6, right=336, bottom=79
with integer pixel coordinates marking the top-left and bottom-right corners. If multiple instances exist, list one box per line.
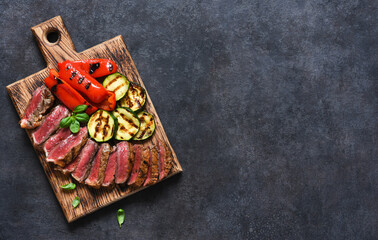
left=43, top=127, right=71, bottom=157
left=32, top=105, right=69, bottom=147
left=46, top=127, right=88, bottom=167
left=71, top=139, right=98, bottom=183
left=102, top=146, right=118, bottom=188
left=127, top=145, right=146, bottom=186
left=143, top=146, right=159, bottom=186
left=115, top=142, right=134, bottom=185
left=20, top=85, right=54, bottom=129
left=129, top=146, right=149, bottom=187
left=61, top=152, right=80, bottom=175
left=157, top=140, right=173, bottom=180
left=85, top=143, right=111, bottom=188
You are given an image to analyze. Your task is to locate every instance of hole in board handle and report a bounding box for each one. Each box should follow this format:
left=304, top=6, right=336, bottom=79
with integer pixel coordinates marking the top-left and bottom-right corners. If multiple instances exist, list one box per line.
left=45, top=28, right=60, bottom=45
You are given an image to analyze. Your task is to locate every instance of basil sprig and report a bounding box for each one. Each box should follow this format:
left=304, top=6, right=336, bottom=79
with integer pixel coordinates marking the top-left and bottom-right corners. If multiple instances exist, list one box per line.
left=60, top=105, right=89, bottom=133
left=73, top=104, right=88, bottom=113
left=61, top=183, right=76, bottom=190
left=72, top=196, right=80, bottom=208
left=75, top=113, right=90, bottom=123
left=117, top=209, right=125, bottom=228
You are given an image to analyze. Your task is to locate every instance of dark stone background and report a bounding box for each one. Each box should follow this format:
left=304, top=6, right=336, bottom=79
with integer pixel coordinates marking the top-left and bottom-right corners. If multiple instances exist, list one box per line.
left=0, top=0, right=376, bottom=239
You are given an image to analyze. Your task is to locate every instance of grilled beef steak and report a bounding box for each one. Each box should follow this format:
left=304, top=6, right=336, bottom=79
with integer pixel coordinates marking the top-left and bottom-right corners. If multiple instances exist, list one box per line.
left=129, top=146, right=149, bottom=187
left=127, top=145, right=144, bottom=186
left=102, top=146, right=118, bottom=187
left=157, top=140, right=173, bottom=180
left=20, top=85, right=54, bottom=129
left=46, top=127, right=88, bottom=167
left=143, top=146, right=159, bottom=186
left=61, top=152, right=80, bottom=174
left=115, top=142, right=134, bottom=185
left=32, top=105, right=69, bottom=147
left=85, top=143, right=111, bottom=188
left=43, top=127, right=71, bottom=157
left=71, top=139, right=99, bottom=183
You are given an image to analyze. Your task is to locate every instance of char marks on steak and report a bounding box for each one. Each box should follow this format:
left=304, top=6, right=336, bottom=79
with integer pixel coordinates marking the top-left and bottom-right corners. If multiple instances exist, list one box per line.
left=43, top=127, right=71, bottom=157
left=129, top=146, right=150, bottom=187
left=46, top=127, right=88, bottom=167
left=157, top=139, right=173, bottom=180
left=20, top=85, right=55, bottom=129
left=102, top=146, right=118, bottom=187
left=32, top=105, right=69, bottom=147
left=85, top=143, right=111, bottom=188
left=71, top=139, right=99, bottom=183
left=61, top=152, right=80, bottom=175
left=115, top=142, right=134, bottom=185
left=143, top=146, right=159, bottom=186
left=127, top=145, right=145, bottom=186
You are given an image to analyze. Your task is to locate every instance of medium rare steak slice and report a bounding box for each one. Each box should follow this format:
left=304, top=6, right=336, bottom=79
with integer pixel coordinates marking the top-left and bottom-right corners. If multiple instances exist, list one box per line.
left=46, top=127, right=88, bottom=167
left=32, top=105, right=69, bottom=147
left=143, top=146, right=159, bottom=186
left=157, top=140, right=173, bottom=180
left=71, top=139, right=98, bottom=183
left=85, top=143, right=111, bottom=188
left=43, top=127, right=71, bottom=157
left=102, top=146, right=118, bottom=187
left=115, top=142, right=134, bottom=185
left=127, top=145, right=147, bottom=187
left=20, top=85, right=54, bottom=129
left=130, top=146, right=149, bottom=187
left=61, top=152, right=80, bottom=175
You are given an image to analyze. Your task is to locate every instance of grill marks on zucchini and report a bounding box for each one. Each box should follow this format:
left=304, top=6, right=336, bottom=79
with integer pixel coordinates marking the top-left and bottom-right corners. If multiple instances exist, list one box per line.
left=88, top=110, right=115, bottom=142
left=119, top=82, right=146, bottom=112
left=87, top=74, right=153, bottom=142
left=103, top=73, right=130, bottom=101
left=120, top=113, right=139, bottom=129
left=113, top=108, right=140, bottom=141
left=133, top=111, right=156, bottom=141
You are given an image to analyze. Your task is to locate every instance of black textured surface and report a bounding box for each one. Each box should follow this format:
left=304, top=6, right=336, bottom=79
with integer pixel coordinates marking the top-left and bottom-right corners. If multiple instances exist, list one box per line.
left=0, top=1, right=377, bottom=239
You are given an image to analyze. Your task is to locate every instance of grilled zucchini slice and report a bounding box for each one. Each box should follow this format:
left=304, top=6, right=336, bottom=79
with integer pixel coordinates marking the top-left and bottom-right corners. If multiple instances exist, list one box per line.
left=112, top=107, right=140, bottom=141
left=87, top=110, right=115, bottom=142
left=102, top=73, right=130, bottom=101
left=118, top=82, right=146, bottom=112
left=133, top=111, right=156, bottom=141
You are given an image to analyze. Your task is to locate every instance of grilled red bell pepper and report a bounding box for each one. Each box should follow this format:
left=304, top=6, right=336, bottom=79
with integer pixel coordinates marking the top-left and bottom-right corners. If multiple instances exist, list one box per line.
left=58, top=61, right=109, bottom=103
left=91, top=91, right=116, bottom=111
left=69, top=59, right=117, bottom=78
left=45, top=69, right=98, bottom=115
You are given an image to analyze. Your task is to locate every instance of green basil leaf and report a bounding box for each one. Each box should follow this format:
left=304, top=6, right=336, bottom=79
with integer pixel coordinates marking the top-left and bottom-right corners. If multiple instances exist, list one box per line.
left=117, top=209, right=125, bottom=228
left=72, top=196, right=80, bottom=208
left=61, top=183, right=76, bottom=190
left=60, top=116, right=73, bottom=128
left=70, top=120, right=80, bottom=133
left=73, top=104, right=88, bottom=113
left=75, top=113, right=90, bottom=124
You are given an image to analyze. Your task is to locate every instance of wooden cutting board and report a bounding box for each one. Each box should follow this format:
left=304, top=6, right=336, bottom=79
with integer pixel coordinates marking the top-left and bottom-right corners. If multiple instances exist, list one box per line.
left=6, top=16, right=182, bottom=222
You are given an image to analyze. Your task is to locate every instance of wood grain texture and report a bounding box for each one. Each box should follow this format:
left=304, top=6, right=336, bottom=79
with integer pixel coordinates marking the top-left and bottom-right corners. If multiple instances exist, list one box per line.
left=6, top=16, right=182, bottom=223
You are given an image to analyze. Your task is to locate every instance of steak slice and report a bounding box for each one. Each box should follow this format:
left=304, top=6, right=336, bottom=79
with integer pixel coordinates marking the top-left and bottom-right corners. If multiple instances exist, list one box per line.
left=85, top=143, right=111, bottom=188
left=32, top=105, right=69, bottom=147
left=20, top=85, right=54, bottom=129
left=130, top=146, right=149, bottom=187
left=157, top=139, right=173, bottom=180
left=61, top=152, right=80, bottom=175
left=71, top=139, right=99, bottom=183
left=102, top=146, right=118, bottom=188
left=115, top=142, right=134, bottom=185
left=143, top=146, right=159, bottom=186
left=43, top=127, right=71, bottom=157
left=127, top=145, right=146, bottom=186
left=46, top=127, right=88, bottom=167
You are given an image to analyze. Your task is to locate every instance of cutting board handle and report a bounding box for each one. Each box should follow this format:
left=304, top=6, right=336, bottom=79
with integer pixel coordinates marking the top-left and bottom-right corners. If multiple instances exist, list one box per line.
left=31, top=16, right=78, bottom=68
